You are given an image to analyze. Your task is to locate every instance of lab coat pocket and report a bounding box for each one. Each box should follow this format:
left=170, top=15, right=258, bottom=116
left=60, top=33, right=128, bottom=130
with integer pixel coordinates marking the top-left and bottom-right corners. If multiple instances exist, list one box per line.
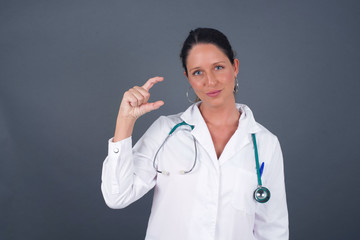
left=231, top=168, right=257, bottom=214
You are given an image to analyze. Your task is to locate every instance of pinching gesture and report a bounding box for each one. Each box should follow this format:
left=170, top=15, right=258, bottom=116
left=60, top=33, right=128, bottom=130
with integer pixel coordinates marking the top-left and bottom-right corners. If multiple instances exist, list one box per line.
left=114, top=76, right=164, bottom=141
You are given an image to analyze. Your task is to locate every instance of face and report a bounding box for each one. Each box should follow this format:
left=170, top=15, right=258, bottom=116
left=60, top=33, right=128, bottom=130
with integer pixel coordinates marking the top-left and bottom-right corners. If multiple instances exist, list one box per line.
left=185, top=43, right=239, bottom=108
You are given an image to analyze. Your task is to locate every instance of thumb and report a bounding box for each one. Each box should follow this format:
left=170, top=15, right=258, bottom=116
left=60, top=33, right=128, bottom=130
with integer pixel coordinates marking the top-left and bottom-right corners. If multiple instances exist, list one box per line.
left=141, top=100, right=164, bottom=114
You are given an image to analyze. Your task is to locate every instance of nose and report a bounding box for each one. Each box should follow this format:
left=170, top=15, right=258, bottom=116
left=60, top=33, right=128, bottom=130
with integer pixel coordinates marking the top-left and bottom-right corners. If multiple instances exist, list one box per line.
left=205, top=71, right=217, bottom=86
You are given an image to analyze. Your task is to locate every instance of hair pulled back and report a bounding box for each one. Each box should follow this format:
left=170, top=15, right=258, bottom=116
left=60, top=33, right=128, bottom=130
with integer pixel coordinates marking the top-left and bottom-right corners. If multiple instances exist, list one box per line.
left=180, top=28, right=236, bottom=76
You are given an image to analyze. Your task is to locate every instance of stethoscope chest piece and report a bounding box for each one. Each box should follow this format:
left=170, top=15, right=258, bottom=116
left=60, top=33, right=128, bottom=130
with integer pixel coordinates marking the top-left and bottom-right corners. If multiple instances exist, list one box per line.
left=254, top=186, right=270, bottom=203
left=155, top=124, right=272, bottom=203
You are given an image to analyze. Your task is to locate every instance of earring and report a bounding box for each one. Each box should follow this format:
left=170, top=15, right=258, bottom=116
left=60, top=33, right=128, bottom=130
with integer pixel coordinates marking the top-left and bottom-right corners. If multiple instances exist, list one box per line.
left=233, top=78, right=239, bottom=93
left=186, top=86, right=197, bottom=104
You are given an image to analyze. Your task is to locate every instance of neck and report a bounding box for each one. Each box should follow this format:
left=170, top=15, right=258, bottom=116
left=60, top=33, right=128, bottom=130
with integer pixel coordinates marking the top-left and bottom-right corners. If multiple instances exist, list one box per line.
left=198, top=100, right=240, bottom=127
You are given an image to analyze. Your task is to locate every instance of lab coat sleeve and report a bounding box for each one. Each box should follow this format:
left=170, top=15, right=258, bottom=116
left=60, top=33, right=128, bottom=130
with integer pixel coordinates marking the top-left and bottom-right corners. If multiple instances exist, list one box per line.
left=253, top=136, right=289, bottom=240
left=101, top=116, right=169, bottom=209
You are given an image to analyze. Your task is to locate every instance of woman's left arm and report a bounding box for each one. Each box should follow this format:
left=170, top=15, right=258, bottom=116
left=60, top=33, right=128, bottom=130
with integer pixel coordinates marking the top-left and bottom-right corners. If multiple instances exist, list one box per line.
left=253, top=136, right=289, bottom=240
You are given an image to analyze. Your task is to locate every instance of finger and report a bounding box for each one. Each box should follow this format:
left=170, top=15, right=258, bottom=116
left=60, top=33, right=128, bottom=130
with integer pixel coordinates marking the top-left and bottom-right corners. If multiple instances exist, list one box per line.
left=142, top=76, right=164, bottom=91
left=128, top=88, right=146, bottom=106
left=123, top=91, right=139, bottom=107
left=133, top=86, right=150, bottom=103
left=127, top=93, right=140, bottom=107
left=152, top=100, right=164, bottom=109
left=140, top=100, right=164, bottom=114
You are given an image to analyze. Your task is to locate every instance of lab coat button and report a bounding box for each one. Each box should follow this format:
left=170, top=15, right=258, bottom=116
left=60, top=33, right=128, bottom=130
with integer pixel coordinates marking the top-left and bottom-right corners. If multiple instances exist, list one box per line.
left=113, top=147, right=119, bottom=153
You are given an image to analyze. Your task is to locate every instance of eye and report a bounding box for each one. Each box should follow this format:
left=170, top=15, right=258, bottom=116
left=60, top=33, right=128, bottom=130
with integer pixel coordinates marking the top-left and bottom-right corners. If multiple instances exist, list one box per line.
left=215, top=65, right=224, bottom=70
left=193, top=70, right=202, bottom=76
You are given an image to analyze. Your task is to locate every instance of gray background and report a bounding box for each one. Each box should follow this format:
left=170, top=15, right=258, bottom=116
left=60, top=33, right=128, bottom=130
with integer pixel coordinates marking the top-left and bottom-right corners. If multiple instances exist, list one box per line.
left=1, top=0, right=359, bottom=239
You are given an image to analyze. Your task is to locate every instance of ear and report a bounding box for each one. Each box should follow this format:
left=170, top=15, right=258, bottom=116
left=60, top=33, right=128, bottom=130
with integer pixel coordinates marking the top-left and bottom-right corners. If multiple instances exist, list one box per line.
left=233, top=58, right=239, bottom=77
left=184, top=71, right=188, bottom=79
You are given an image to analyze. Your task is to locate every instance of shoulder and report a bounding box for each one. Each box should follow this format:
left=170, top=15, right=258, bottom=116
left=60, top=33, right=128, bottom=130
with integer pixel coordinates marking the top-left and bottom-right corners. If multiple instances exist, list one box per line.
left=134, top=111, right=185, bottom=149
left=155, top=111, right=183, bottom=126
left=239, top=103, right=280, bottom=149
left=145, top=111, right=184, bottom=136
left=254, top=122, right=280, bottom=151
left=255, top=122, right=278, bottom=141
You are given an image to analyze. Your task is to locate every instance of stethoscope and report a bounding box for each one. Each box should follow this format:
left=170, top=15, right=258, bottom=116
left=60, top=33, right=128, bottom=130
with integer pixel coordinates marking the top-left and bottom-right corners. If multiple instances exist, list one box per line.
left=153, top=121, right=270, bottom=203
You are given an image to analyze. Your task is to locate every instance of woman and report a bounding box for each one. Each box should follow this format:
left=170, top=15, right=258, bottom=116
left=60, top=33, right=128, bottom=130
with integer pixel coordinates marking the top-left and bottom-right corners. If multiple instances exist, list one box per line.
left=101, top=28, right=289, bottom=240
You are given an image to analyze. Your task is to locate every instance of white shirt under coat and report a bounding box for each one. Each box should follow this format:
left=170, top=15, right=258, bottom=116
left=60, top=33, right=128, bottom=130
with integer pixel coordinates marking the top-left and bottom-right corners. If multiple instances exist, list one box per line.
left=101, top=103, right=289, bottom=240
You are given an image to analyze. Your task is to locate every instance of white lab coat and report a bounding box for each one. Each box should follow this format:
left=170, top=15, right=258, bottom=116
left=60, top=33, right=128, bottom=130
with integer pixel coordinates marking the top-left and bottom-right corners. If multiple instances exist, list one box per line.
left=101, top=103, right=289, bottom=240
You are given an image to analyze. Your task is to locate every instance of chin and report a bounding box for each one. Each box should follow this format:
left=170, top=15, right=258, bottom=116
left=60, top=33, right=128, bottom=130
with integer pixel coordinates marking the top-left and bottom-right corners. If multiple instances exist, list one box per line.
left=202, top=95, right=235, bottom=108
left=201, top=98, right=225, bottom=108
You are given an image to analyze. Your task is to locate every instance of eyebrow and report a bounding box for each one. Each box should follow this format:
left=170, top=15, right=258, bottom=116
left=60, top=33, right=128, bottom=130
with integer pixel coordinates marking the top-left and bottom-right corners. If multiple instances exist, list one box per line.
left=189, top=61, right=226, bottom=72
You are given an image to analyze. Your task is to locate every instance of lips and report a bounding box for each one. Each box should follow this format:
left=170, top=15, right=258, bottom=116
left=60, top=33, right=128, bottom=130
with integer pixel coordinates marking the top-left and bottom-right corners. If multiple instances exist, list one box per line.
left=206, top=90, right=222, bottom=97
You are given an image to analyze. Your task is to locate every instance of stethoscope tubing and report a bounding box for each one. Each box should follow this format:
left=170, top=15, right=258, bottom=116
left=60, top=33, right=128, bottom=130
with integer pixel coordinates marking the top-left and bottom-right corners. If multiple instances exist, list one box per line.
left=153, top=121, right=270, bottom=203
left=251, top=133, right=263, bottom=187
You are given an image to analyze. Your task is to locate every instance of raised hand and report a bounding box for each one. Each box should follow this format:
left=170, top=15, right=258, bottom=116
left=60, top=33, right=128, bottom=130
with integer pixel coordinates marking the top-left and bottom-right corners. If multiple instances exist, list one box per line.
left=118, top=76, right=164, bottom=120
left=113, top=76, right=164, bottom=142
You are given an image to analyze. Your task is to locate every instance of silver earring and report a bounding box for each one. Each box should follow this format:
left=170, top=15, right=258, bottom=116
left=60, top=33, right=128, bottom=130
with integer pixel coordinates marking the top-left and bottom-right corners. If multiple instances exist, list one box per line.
left=233, top=78, right=239, bottom=93
left=186, top=86, right=197, bottom=104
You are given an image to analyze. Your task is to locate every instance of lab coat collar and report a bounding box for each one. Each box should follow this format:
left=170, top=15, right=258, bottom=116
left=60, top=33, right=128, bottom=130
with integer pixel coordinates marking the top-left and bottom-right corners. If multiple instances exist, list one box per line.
left=180, top=102, right=261, bottom=134
left=180, top=102, right=261, bottom=164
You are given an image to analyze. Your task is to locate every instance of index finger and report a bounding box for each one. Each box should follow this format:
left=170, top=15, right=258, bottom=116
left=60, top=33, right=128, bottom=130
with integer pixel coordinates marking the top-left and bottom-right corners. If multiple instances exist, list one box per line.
left=142, top=76, right=164, bottom=91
